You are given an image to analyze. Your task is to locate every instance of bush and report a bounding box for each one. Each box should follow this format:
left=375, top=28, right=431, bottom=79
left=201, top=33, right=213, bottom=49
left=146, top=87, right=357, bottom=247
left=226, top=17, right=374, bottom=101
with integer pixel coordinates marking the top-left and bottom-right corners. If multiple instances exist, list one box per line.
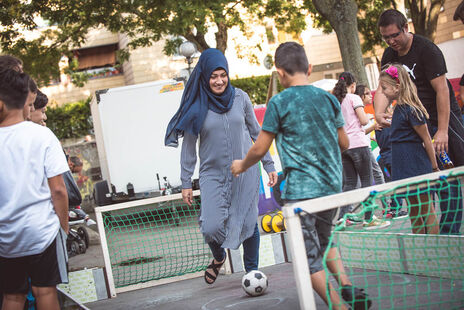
left=231, top=75, right=283, bottom=105
left=46, top=98, right=93, bottom=139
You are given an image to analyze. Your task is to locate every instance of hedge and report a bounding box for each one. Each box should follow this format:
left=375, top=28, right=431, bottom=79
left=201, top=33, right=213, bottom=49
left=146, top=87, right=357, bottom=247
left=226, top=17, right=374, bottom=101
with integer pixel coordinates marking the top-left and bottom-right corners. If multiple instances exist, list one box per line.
left=231, top=75, right=283, bottom=105
left=46, top=98, right=93, bottom=140
left=46, top=75, right=280, bottom=139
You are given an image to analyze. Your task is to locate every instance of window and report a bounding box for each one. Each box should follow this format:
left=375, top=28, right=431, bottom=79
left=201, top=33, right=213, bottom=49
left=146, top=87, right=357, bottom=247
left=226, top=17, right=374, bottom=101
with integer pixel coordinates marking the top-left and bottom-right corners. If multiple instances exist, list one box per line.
left=73, top=44, right=118, bottom=70
left=72, top=44, right=122, bottom=79
left=324, top=73, right=333, bottom=79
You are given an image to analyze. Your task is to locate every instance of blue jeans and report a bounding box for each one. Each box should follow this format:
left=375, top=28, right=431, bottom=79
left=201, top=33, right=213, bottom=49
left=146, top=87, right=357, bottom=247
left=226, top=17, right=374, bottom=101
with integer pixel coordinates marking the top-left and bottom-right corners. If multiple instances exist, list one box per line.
left=427, top=112, right=464, bottom=234
left=208, top=223, right=260, bottom=272
left=340, top=147, right=374, bottom=220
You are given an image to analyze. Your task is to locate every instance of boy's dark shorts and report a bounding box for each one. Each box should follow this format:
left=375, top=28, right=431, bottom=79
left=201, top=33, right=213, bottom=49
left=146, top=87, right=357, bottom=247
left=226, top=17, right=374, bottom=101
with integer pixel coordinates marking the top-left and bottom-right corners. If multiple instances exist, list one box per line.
left=0, top=231, right=68, bottom=295
left=286, top=198, right=337, bottom=275
left=300, top=209, right=337, bottom=274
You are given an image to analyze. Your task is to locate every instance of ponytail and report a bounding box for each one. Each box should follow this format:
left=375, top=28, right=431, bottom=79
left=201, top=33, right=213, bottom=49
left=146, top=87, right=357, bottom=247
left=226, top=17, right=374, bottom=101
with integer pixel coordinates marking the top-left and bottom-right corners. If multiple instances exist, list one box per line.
left=332, top=72, right=356, bottom=103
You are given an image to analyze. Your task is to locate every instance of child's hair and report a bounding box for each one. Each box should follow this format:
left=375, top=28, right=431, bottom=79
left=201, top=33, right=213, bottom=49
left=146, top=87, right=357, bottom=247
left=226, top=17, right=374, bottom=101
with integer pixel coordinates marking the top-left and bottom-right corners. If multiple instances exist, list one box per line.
left=28, top=78, right=37, bottom=94
left=354, top=84, right=369, bottom=100
left=69, top=156, right=83, bottom=167
left=378, top=9, right=408, bottom=30
left=0, top=55, right=23, bottom=72
left=274, top=42, right=309, bottom=75
left=333, top=72, right=356, bottom=103
left=0, top=69, right=31, bottom=110
left=379, top=63, right=429, bottom=119
left=34, top=90, right=48, bottom=109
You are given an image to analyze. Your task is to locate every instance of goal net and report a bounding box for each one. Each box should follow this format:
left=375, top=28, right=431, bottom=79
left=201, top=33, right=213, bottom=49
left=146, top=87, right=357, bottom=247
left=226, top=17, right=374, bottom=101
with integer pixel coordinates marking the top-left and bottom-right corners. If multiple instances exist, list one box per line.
left=95, top=191, right=211, bottom=296
left=283, top=167, right=464, bottom=309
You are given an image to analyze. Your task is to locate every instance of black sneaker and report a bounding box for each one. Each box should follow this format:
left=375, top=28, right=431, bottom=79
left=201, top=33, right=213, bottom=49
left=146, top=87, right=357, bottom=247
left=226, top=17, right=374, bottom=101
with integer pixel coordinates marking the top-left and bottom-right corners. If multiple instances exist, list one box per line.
left=395, top=210, right=409, bottom=218
left=341, top=285, right=372, bottom=310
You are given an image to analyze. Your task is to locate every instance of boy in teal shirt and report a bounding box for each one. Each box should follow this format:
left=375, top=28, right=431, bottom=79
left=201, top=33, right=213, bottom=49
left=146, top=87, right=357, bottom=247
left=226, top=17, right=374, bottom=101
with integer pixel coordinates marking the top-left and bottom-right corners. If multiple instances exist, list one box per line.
left=231, top=42, right=371, bottom=310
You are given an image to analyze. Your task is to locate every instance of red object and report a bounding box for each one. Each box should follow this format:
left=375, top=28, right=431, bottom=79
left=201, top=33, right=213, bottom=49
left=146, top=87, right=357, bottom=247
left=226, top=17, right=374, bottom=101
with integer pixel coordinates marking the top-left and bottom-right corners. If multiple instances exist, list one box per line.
left=449, top=77, right=463, bottom=108
left=254, top=106, right=266, bottom=125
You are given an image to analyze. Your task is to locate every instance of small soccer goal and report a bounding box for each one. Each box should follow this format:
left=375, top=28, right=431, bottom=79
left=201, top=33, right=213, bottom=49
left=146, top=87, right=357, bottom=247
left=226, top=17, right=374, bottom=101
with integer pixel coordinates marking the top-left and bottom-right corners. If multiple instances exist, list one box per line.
left=95, top=191, right=212, bottom=297
left=282, top=166, right=464, bottom=309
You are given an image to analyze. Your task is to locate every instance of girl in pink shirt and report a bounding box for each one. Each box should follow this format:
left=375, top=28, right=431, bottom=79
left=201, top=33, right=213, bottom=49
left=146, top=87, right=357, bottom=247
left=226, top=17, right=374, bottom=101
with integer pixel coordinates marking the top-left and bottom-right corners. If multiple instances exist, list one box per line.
left=333, top=72, right=389, bottom=229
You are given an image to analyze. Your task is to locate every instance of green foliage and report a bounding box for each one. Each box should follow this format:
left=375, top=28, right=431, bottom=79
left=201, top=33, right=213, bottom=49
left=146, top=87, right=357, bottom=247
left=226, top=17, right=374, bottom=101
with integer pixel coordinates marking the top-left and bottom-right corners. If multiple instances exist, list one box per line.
left=304, top=0, right=395, bottom=55
left=231, top=75, right=283, bottom=106
left=46, top=98, right=93, bottom=139
left=0, top=0, right=307, bottom=86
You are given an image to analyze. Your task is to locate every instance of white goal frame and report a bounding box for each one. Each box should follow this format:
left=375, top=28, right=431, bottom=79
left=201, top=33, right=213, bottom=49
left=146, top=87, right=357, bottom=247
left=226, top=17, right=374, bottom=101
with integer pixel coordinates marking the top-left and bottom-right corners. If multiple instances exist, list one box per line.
left=95, top=190, right=213, bottom=297
left=282, top=166, right=464, bottom=310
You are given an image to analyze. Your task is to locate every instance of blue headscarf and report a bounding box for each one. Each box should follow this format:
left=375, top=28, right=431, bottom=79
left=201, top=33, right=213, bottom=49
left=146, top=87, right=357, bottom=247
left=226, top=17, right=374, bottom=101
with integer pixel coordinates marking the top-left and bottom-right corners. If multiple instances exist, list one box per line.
left=165, top=48, right=235, bottom=147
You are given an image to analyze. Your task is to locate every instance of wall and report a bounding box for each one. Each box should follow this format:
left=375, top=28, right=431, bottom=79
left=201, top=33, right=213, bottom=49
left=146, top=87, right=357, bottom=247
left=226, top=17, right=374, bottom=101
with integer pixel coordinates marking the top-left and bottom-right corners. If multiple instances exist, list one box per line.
left=43, top=75, right=126, bottom=105
left=436, top=0, right=464, bottom=44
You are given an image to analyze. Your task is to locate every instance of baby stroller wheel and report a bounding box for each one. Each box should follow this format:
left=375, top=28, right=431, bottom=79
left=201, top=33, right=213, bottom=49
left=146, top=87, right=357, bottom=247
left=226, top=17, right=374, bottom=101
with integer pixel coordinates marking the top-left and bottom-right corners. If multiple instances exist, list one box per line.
left=77, top=238, right=87, bottom=254
left=77, top=227, right=90, bottom=249
left=70, top=240, right=80, bottom=256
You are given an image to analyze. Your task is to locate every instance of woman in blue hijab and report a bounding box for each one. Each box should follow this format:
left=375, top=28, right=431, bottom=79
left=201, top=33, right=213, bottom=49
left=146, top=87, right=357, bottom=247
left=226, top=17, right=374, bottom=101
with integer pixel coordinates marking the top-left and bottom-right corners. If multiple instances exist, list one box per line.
left=166, top=49, right=277, bottom=284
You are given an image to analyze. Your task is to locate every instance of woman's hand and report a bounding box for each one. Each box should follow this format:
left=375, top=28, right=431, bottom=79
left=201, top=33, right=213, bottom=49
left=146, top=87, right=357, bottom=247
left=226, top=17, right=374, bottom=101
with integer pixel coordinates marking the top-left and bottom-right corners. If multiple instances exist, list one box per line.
left=230, top=160, right=245, bottom=177
left=182, top=188, right=193, bottom=206
left=267, top=171, right=278, bottom=187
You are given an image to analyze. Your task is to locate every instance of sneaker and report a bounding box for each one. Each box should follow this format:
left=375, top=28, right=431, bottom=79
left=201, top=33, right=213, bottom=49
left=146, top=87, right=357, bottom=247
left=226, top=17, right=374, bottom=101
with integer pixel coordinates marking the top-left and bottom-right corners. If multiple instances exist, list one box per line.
left=341, top=285, right=372, bottom=310
left=383, top=210, right=395, bottom=219
left=363, top=216, right=391, bottom=230
left=337, top=218, right=356, bottom=228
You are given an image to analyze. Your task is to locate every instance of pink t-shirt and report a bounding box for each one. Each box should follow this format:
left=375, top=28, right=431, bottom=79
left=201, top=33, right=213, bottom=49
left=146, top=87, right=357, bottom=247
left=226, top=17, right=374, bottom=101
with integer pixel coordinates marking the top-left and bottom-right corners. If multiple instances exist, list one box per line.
left=341, top=93, right=369, bottom=149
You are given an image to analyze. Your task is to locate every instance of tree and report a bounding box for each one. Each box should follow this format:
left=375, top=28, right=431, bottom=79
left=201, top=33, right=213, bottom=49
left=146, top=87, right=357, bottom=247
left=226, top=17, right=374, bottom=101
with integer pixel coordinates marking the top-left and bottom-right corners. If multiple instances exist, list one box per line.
left=406, top=0, right=445, bottom=42
left=305, top=0, right=369, bottom=85
left=0, top=0, right=307, bottom=86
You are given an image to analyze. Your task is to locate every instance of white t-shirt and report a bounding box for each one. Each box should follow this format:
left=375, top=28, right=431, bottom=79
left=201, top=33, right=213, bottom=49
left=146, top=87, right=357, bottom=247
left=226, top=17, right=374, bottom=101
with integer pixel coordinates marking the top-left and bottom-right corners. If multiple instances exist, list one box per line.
left=0, top=121, right=69, bottom=258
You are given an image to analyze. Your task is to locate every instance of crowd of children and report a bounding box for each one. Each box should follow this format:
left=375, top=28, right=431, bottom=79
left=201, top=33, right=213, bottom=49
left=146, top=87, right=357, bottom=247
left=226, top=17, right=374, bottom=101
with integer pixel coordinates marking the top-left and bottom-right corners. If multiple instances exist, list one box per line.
left=0, top=56, right=69, bottom=310
left=230, top=36, right=459, bottom=307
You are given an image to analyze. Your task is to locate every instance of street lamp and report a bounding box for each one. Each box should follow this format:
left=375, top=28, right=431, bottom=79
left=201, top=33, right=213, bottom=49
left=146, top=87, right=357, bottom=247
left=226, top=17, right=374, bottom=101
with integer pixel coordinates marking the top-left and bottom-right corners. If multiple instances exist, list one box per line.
left=179, top=41, right=196, bottom=76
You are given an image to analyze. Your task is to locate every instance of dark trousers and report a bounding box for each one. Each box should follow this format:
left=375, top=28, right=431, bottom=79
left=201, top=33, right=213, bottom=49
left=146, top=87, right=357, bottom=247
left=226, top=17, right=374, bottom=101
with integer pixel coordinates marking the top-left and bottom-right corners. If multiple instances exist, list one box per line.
left=427, top=109, right=464, bottom=234
left=340, top=147, right=374, bottom=220
left=208, top=223, right=260, bottom=272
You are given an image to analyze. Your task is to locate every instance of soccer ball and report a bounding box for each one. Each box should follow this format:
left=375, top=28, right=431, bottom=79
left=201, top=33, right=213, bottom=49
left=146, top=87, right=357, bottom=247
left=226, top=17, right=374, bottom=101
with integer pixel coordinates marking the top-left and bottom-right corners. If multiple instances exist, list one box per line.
left=241, top=270, right=268, bottom=296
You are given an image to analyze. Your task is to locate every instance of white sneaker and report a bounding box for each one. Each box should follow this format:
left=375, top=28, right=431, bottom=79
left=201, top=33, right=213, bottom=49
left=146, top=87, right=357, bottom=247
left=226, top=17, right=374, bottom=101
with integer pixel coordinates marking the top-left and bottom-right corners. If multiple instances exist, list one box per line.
left=363, top=216, right=391, bottom=230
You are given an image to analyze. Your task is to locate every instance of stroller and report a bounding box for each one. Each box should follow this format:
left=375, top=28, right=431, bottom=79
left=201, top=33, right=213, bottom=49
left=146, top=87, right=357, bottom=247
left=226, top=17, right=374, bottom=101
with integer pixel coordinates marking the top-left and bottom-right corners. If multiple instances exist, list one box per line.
left=67, top=206, right=96, bottom=257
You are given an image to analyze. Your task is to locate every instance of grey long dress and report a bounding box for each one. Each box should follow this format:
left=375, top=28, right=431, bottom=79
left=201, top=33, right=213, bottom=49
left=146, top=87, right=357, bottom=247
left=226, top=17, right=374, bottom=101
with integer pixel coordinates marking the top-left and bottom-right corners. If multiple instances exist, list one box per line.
left=181, top=88, right=275, bottom=250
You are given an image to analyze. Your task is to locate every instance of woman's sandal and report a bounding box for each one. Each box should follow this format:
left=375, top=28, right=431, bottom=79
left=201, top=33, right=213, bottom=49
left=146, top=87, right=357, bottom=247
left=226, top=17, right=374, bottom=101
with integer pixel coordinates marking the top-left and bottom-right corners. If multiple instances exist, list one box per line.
left=204, top=257, right=226, bottom=284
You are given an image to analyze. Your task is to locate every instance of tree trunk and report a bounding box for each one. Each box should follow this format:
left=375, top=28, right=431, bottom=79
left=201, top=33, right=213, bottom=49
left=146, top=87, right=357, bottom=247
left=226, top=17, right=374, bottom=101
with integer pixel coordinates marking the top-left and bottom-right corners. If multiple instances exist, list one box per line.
left=407, top=0, right=444, bottom=42
left=185, top=32, right=210, bottom=52
left=312, top=0, right=368, bottom=85
left=215, top=21, right=228, bottom=53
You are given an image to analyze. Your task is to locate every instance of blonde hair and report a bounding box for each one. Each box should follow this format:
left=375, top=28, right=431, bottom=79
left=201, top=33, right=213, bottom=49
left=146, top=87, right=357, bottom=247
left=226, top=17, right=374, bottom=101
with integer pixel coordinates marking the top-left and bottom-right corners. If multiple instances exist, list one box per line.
left=379, top=63, right=429, bottom=120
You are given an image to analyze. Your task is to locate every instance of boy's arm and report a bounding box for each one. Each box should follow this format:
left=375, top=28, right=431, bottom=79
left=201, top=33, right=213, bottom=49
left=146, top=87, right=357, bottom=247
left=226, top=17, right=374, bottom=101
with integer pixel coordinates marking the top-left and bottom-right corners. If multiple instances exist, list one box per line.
left=48, top=174, right=69, bottom=233
left=338, top=127, right=349, bottom=152
left=413, top=124, right=439, bottom=171
left=231, top=130, right=275, bottom=176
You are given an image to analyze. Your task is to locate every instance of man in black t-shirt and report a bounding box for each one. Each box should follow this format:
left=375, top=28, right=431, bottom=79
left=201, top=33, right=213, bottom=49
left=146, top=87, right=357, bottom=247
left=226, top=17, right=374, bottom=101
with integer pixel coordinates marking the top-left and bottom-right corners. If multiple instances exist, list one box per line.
left=374, top=9, right=464, bottom=234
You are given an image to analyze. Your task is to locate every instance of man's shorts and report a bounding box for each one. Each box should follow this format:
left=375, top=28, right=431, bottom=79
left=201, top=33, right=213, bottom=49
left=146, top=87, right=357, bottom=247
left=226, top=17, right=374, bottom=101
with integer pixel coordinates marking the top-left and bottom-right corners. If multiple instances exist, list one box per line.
left=0, top=229, right=68, bottom=294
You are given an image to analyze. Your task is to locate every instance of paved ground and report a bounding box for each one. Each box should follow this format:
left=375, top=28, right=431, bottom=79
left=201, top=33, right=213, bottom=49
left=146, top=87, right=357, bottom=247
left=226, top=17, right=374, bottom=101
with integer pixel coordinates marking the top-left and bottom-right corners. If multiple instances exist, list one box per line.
left=68, top=225, right=105, bottom=271
left=85, top=262, right=464, bottom=310
left=87, top=263, right=319, bottom=310
left=73, top=209, right=464, bottom=310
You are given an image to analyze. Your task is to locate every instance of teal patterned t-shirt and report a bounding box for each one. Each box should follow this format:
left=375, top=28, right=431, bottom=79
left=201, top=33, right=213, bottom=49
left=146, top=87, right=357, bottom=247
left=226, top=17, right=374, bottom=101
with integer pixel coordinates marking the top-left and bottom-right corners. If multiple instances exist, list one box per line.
left=262, top=85, right=344, bottom=200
